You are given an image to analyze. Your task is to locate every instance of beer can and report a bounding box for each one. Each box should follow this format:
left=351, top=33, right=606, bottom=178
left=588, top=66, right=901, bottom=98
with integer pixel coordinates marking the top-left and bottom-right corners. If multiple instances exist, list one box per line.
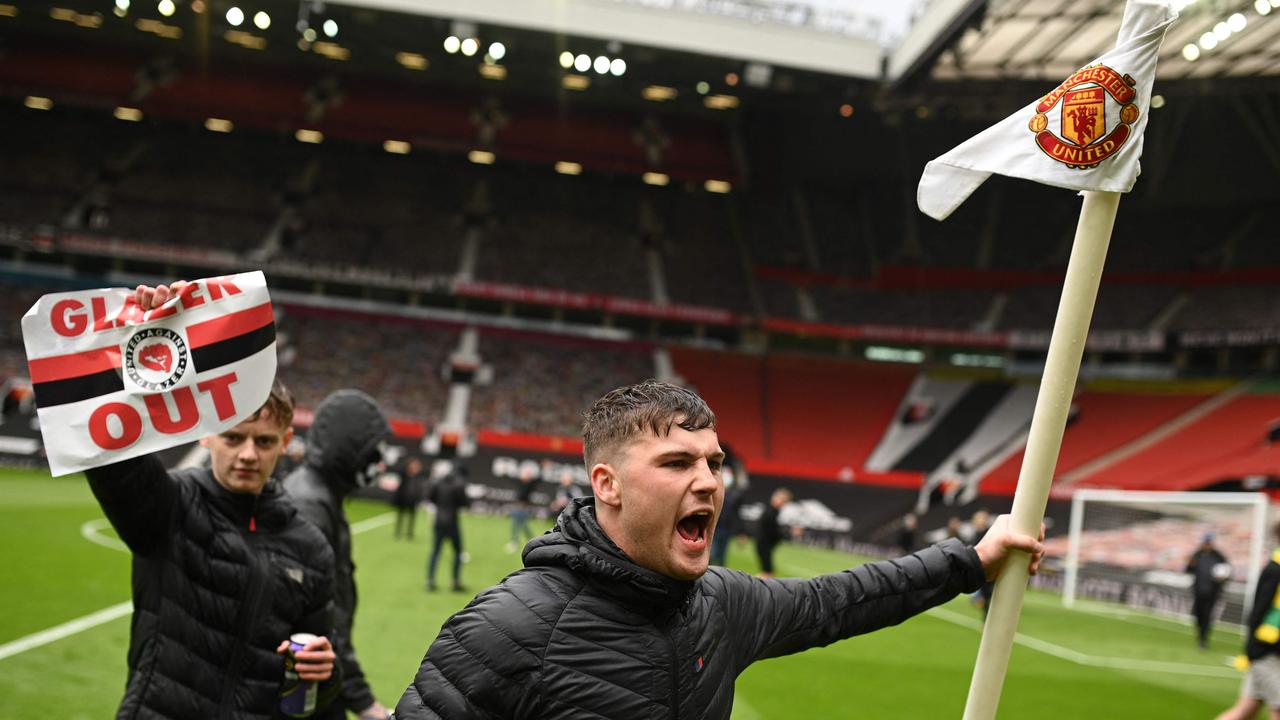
left=280, top=632, right=319, bottom=717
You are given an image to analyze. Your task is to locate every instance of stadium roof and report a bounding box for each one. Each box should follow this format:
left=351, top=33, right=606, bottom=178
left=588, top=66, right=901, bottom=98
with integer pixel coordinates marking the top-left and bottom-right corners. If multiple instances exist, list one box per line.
left=332, top=0, right=1280, bottom=86
left=335, top=0, right=888, bottom=79
left=6, top=0, right=1277, bottom=120
left=929, top=0, right=1280, bottom=83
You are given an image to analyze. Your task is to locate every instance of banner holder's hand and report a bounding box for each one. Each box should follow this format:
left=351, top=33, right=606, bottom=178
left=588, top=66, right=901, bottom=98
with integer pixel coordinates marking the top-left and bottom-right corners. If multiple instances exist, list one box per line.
left=135, top=281, right=189, bottom=313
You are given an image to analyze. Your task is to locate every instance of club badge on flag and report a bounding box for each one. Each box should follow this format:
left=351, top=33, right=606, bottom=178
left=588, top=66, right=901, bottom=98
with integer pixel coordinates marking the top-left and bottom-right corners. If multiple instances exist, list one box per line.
left=918, top=0, right=1177, bottom=221
left=21, top=271, right=278, bottom=476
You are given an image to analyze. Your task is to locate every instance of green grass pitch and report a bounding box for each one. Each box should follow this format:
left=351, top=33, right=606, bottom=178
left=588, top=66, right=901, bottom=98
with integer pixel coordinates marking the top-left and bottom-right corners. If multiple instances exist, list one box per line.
left=0, top=467, right=1245, bottom=718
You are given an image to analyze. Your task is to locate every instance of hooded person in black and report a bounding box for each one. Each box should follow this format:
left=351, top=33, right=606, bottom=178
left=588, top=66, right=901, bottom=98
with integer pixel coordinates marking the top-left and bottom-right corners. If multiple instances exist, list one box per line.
left=395, top=380, right=1046, bottom=719
left=284, top=389, right=391, bottom=720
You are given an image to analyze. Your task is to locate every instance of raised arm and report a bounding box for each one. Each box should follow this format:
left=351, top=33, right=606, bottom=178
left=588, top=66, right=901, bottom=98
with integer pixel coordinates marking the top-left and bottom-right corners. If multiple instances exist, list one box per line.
left=85, top=455, right=179, bottom=556
left=726, top=515, right=1043, bottom=664
left=724, top=538, right=985, bottom=663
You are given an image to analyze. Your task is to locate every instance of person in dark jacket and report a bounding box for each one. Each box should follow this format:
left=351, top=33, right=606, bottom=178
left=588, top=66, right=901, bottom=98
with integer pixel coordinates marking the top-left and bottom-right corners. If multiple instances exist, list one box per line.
left=284, top=389, right=392, bottom=720
left=1214, top=523, right=1280, bottom=720
left=392, top=456, right=426, bottom=540
left=86, top=281, right=339, bottom=719
left=1187, top=531, right=1230, bottom=649
left=549, top=468, right=583, bottom=515
left=709, top=443, right=746, bottom=567
left=395, top=380, right=1044, bottom=719
left=506, top=465, right=537, bottom=553
left=895, top=512, right=919, bottom=554
left=427, top=464, right=471, bottom=592
left=754, top=487, right=793, bottom=578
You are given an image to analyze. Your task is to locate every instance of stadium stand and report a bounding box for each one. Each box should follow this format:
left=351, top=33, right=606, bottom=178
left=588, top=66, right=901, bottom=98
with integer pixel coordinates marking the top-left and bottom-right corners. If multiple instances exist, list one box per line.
left=276, top=306, right=457, bottom=426
left=812, top=285, right=996, bottom=329
left=475, top=167, right=652, bottom=299
left=756, top=275, right=805, bottom=319
left=1172, top=285, right=1280, bottom=330
left=665, top=345, right=769, bottom=462
left=297, top=150, right=463, bottom=276
left=655, top=192, right=756, bottom=314
left=669, top=346, right=917, bottom=472
left=979, top=386, right=1217, bottom=495
left=469, top=330, right=654, bottom=437
left=763, top=354, right=917, bottom=469
left=1079, top=388, right=1280, bottom=491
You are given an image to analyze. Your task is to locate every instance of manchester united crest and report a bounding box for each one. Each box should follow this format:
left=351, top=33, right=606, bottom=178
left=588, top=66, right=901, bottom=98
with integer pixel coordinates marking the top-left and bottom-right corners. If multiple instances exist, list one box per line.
left=1029, top=64, right=1140, bottom=169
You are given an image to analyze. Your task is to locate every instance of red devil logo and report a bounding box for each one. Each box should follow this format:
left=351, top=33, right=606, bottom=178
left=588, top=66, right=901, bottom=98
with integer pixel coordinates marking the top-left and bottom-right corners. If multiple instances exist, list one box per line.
left=138, top=343, right=173, bottom=373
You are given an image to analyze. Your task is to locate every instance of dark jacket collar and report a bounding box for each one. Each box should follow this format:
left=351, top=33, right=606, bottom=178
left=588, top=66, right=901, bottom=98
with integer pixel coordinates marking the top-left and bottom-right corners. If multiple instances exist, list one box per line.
left=523, top=497, right=694, bottom=612
left=193, top=468, right=294, bottom=532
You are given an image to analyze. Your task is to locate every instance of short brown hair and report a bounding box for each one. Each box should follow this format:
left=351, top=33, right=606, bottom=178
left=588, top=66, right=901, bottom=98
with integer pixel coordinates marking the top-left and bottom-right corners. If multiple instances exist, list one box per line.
left=245, top=378, right=294, bottom=430
left=582, top=380, right=716, bottom=467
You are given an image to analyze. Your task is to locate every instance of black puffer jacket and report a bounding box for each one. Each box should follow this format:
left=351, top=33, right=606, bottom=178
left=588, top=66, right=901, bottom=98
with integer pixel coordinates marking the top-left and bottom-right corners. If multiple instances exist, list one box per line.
left=283, top=389, right=390, bottom=717
left=86, top=455, right=340, bottom=719
left=396, top=497, right=985, bottom=719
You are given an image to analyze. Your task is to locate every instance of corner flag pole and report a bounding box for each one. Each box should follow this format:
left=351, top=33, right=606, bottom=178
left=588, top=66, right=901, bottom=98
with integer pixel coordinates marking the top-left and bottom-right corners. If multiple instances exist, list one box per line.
left=961, top=190, right=1121, bottom=720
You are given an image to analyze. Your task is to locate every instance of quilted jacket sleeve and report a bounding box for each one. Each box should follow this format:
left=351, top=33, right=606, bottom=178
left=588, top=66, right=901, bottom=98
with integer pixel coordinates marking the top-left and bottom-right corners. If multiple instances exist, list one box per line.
left=394, top=572, right=559, bottom=719
left=85, top=454, right=179, bottom=557
left=720, top=538, right=986, bottom=664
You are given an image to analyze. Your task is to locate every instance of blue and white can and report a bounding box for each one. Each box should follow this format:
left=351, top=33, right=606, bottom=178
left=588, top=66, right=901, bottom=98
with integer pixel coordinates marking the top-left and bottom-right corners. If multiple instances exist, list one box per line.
left=280, top=632, right=319, bottom=717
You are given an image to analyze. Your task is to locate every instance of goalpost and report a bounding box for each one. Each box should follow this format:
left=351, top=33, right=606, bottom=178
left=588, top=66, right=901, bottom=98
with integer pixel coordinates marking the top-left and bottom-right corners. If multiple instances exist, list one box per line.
left=1063, top=489, right=1270, bottom=627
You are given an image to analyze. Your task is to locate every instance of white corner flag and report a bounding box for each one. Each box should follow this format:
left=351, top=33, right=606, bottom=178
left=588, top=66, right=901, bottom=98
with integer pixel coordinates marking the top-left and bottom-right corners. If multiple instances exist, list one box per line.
left=917, top=3, right=1178, bottom=720
left=918, top=0, right=1177, bottom=221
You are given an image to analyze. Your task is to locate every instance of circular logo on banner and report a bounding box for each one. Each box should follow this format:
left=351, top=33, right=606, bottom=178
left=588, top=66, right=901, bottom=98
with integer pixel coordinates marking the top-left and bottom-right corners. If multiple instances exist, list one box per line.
left=124, top=327, right=189, bottom=391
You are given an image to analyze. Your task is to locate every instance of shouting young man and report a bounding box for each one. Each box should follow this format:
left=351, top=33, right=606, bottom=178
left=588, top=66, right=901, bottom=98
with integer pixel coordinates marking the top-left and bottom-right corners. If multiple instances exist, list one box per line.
left=395, top=380, right=1044, bottom=719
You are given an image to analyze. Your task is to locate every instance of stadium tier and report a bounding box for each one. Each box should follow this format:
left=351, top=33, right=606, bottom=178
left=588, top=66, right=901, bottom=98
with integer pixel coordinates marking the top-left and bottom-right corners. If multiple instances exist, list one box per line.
left=1081, top=389, right=1280, bottom=492
left=469, top=330, right=654, bottom=437
left=276, top=305, right=458, bottom=426
left=980, top=386, right=1218, bottom=495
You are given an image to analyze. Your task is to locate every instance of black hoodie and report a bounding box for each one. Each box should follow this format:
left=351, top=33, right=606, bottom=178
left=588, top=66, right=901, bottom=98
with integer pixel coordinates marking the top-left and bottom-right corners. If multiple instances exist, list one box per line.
left=282, top=389, right=390, bottom=717
left=396, top=497, right=986, bottom=719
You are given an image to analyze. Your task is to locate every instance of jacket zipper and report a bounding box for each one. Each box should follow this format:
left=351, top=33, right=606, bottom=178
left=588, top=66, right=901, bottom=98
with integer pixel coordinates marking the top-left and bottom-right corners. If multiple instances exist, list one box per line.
left=215, top=496, right=270, bottom=716
left=668, top=630, right=679, bottom=720
left=668, top=592, right=694, bottom=720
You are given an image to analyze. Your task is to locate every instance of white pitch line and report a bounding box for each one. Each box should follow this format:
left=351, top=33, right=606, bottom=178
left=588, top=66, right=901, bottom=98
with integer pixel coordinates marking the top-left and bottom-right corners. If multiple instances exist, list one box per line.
left=926, top=606, right=1239, bottom=678
left=1, top=510, right=397, bottom=662
left=730, top=696, right=763, bottom=720
left=349, top=512, right=396, bottom=534
left=81, top=518, right=128, bottom=553
left=1022, top=590, right=1245, bottom=635
left=0, top=601, right=133, bottom=661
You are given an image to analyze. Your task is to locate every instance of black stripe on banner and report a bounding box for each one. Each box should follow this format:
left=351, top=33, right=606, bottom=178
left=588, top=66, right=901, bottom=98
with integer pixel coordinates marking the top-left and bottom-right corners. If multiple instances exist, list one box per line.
left=191, top=322, right=275, bottom=373
left=33, top=369, right=124, bottom=408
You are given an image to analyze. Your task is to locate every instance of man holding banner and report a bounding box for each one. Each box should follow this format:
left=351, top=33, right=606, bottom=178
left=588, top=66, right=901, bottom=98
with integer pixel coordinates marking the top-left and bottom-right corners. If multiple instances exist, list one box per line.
left=23, top=279, right=343, bottom=717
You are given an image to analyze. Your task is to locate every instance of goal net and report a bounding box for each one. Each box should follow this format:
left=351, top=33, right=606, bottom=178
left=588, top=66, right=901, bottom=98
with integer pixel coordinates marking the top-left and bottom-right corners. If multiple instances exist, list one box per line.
left=1060, top=489, right=1270, bottom=626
